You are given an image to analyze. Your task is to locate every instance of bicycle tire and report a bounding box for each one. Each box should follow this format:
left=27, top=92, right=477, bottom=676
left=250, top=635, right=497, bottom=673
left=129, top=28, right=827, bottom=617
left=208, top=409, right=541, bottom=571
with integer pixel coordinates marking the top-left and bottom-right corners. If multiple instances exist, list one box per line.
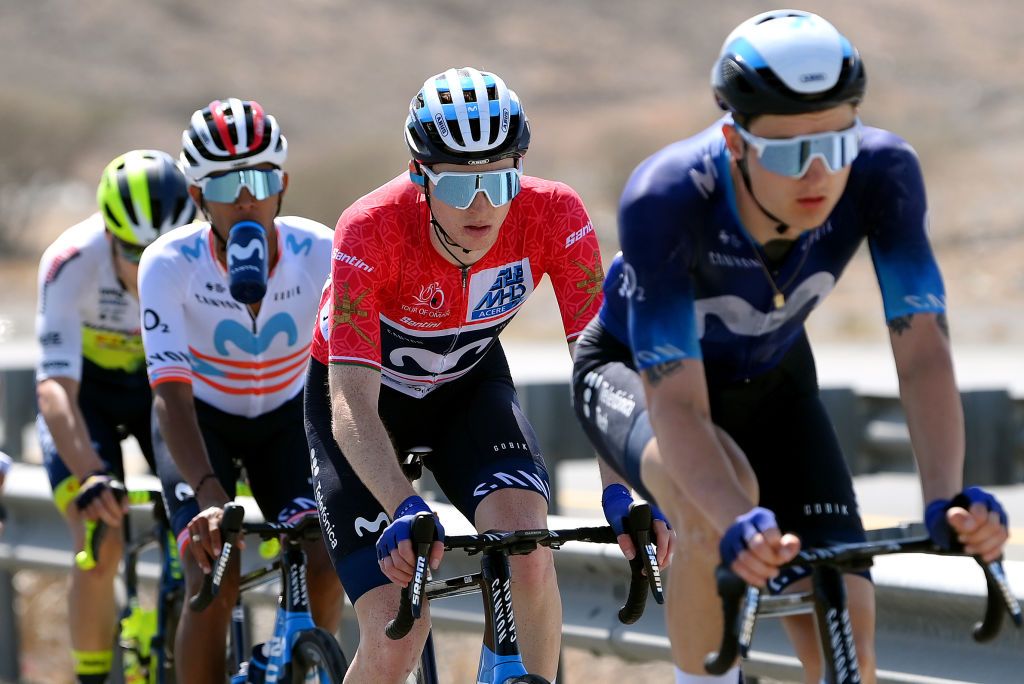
left=504, top=677, right=550, bottom=684
left=290, top=627, right=349, bottom=683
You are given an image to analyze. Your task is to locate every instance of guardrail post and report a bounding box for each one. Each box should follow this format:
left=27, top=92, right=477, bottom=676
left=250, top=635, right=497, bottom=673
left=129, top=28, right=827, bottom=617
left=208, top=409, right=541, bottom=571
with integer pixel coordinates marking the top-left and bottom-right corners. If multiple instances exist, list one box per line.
left=0, top=568, right=21, bottom=682
left=962, top=390, right=1017, bottom=486
left=820, top=388, right=867, bottom=475
left=1, top=368, right=36, bottom=459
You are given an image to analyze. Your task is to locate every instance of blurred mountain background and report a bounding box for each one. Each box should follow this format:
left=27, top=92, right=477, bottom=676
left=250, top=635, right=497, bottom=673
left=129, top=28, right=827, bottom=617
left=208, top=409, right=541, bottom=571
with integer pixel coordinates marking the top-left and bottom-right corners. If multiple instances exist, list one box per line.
left=2, top=0, right=1024, bottom=347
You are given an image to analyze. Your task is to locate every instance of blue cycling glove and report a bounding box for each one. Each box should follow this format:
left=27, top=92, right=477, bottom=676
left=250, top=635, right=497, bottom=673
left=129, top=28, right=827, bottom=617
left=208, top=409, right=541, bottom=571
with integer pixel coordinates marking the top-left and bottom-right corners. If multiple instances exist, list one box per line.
left=601, top=484, right=670, bottom=536
left=925, top=486, right=1008, bottom=551
left=719, top=506, right=778, bottom=568
left=375, top=495, right=445, bottom=562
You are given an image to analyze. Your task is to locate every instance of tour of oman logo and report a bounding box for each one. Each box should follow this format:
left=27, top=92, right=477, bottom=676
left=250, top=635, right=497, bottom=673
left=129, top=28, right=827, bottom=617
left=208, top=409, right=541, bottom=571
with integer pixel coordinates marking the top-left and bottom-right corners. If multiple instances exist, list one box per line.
left=412, top=282, right=445, bottom=310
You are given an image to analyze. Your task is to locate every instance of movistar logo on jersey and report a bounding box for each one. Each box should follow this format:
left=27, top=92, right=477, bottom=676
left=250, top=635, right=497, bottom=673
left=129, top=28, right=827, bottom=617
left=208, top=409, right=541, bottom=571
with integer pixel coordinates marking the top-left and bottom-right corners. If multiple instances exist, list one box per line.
left=468, top=260, right=534, bottom=321
left=213, top=312, right=298, bottom=355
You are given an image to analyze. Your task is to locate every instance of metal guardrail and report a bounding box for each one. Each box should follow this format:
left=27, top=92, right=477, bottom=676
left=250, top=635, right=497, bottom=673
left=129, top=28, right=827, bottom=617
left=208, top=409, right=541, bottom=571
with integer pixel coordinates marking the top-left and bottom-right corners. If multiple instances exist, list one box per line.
left=4, top=355, right=1023, bottom=505
left=1, top=465, right=1021, bottom=684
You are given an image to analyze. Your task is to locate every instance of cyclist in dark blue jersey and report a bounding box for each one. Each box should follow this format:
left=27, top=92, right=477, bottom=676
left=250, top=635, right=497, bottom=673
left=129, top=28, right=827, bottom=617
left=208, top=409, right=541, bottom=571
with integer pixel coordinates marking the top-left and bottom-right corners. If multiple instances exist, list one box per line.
left=572, top=10, right=1009, bottom=684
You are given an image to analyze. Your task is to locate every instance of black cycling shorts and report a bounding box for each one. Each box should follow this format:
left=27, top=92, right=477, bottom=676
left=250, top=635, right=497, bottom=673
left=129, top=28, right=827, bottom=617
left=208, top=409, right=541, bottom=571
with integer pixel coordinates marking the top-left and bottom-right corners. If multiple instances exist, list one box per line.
left=37, top=372, right=155, bottom=514
left=572, top=319, right=867, bottom=592
left=153, top=390, right=317, bottom=558
left=305, top=342, right=550, bottom=603
left=571, top=317, right=657, bottom=503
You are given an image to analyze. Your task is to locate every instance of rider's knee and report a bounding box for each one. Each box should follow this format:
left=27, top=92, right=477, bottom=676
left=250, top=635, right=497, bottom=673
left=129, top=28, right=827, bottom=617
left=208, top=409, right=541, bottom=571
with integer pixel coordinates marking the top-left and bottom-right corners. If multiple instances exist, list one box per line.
left=357, top=621, right=428, bottom=679
left=508, top=545, right=556, bottom=588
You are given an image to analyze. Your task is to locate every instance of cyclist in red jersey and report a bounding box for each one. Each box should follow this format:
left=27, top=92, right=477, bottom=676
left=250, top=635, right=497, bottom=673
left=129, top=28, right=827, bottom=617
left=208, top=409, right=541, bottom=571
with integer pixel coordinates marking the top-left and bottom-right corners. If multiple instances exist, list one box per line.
left=304, top=67, right=611, bottom=683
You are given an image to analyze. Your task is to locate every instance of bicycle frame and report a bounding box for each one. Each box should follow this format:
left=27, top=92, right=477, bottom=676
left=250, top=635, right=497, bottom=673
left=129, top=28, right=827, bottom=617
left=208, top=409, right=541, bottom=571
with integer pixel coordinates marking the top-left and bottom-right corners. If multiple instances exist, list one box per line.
left=238, top=542, right=320, bottom=681
left=192, top=504, right=347, bottom=683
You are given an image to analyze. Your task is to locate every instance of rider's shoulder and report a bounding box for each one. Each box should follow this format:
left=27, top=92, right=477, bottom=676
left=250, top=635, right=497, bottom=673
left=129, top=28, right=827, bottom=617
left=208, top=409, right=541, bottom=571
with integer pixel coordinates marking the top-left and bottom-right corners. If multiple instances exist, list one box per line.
left=337, top=175, right=417, bottom=231
left=139, top=220, right=206, bottom=269
left=43, top=213, right=107, bottom=258
left=622, top=120, right=727, bottom=211
left=853, top=125, right=922, bottom=174
left=275, top=215, right=334, bottom=241
left=516, top=175, right=587, bottom=214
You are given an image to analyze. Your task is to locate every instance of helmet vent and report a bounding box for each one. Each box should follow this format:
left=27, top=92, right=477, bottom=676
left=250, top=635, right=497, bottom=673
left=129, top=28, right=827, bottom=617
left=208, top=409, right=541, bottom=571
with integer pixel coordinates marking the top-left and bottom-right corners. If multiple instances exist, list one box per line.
left=103, top=205, right=122, bottom=229
left=117, top=176, right=139, bottom=225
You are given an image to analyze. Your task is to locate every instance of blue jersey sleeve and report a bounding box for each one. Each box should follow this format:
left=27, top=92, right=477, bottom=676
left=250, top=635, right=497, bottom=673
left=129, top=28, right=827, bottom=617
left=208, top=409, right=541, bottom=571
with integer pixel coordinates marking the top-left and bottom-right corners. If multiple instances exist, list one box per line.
left=862, top=134, right=946, bottom=320
left=618, top=161, right=703, bottom=371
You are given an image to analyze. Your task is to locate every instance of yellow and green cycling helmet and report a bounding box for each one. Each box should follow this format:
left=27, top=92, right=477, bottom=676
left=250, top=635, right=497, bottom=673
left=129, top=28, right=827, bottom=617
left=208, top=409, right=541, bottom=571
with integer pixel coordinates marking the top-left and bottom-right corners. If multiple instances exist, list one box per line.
left=96, top=149, right=196, bottom=247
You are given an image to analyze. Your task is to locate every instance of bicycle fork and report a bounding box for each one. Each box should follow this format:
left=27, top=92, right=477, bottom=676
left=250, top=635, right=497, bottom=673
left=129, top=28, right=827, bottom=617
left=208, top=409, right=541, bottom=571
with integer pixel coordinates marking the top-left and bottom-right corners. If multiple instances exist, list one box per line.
left=477, top=549, right=530, bottom=684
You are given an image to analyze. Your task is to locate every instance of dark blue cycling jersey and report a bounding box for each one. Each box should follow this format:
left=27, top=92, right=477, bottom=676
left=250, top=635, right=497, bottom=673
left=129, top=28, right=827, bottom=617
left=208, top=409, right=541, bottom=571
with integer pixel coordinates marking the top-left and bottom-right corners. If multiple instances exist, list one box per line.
left=602, top=116, right=945, bottom=385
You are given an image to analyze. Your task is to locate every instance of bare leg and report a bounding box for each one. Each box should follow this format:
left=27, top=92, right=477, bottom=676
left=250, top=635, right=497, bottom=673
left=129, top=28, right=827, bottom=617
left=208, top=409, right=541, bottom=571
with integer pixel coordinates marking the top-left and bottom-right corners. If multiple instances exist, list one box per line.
left=641, top=429, right=758, bottom=674
left=66, top=507, right=122, bottom=676
left=474, top=488, right=561, bottom=680
left=343, top=583, right=430, bottom=684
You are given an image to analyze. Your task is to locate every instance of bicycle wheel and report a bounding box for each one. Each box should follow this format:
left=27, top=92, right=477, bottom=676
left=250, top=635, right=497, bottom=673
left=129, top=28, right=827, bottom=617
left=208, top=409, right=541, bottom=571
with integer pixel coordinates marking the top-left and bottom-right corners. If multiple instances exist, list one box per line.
left=290, top=627, right=349, bottom=683
left=503, top=677, right=550, bottom=684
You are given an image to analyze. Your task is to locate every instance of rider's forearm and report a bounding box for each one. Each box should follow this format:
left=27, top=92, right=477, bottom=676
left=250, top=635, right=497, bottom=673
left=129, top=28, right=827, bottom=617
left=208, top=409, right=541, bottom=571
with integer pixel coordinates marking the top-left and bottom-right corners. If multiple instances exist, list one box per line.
left=597, top=458, right=631, bottom=491
left=648, top=398, right=754, bottom=534
left=329, top=390, right=417, bottom=515
left=36, top=377, right=105, bottom=480
left=897, top=342, right=964, bottom=502
left=153, top=383, right=228, bottom=509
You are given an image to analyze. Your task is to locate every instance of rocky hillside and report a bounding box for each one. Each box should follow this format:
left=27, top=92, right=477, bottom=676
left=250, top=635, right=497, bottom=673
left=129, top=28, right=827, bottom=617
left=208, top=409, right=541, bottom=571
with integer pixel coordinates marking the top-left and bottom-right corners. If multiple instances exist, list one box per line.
left=2, top=0, right=1024, bottom=344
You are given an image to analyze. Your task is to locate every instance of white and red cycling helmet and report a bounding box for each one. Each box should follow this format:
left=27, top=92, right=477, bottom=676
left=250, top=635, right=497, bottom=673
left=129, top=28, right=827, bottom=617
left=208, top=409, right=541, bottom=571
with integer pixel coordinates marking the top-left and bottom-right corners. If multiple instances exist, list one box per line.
left=180, top=98, right=287, bottom=183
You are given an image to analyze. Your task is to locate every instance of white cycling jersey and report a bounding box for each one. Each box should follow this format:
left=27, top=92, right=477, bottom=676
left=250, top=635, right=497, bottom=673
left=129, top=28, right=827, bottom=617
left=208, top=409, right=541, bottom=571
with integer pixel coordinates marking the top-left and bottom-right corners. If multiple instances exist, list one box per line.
left=138, top=217, right=332, bottom=417
left=36, top=213, right=144, bottom=383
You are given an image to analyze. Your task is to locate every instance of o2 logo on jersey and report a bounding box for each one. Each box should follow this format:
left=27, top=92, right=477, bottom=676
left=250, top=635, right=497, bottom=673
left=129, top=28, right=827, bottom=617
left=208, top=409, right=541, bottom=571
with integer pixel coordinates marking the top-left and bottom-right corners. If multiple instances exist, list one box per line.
left=618, top=263, right=646, bottom=302
left=468, top=260, right=534, bottom=322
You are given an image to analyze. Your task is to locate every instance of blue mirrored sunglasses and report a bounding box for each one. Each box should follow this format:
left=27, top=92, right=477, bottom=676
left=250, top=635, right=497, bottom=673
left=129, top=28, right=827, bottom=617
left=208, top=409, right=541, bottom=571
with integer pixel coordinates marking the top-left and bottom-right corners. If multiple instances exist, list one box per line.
left=420, top=164, right=522, bottom=210
left=736, top=120, right=863, bottom=178
left=197, top=168, right=285, bottom=203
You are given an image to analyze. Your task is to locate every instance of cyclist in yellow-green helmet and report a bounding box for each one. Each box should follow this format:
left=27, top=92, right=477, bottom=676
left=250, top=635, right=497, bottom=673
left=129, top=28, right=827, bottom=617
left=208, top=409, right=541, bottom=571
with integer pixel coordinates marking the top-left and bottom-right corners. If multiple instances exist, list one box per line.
left=36, top=149, right=194, bottom=684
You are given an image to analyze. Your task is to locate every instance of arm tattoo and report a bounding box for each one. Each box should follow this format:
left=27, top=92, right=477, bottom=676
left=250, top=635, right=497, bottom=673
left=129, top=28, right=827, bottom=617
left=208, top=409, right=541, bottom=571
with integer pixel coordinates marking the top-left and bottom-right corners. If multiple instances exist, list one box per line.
left=887, top=314, right=913, bottom=336
left=888, top=312, right=950, bottom=338
left=643, top=360, right=684, bottom=386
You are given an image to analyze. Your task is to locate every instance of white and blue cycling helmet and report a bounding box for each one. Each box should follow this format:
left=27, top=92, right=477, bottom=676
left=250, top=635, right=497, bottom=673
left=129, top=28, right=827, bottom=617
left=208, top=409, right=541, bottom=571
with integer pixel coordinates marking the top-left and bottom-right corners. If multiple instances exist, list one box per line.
left=712, top=10, right=866, bottom=119
left=405, top=67, right=531, bottom=166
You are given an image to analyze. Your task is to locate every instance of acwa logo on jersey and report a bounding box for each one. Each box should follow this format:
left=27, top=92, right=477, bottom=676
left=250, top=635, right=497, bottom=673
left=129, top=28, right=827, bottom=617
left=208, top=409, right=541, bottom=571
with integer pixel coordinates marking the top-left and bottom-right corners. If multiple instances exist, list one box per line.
left=468, top=260, right=534, bottom=322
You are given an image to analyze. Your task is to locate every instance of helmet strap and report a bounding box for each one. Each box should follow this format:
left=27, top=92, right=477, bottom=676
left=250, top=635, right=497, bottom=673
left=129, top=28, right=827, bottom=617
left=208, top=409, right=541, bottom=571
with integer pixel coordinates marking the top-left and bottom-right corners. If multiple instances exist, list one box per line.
left=424, top=185, right=473, bottom=266
left=737, top=144, right=789, bottom=236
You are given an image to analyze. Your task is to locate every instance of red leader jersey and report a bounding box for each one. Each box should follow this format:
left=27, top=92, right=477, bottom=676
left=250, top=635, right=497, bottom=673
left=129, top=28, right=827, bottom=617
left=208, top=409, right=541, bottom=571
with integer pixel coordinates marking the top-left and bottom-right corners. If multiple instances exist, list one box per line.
left=310, top=174, right=604, bottom=398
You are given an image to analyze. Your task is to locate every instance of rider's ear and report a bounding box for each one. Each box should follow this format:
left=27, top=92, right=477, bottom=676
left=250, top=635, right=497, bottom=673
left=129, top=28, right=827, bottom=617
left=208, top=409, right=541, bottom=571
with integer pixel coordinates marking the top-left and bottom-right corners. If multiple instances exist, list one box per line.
left=409, top=161, right=426, bottom=195
left=722, top=125, right=745, bottom=161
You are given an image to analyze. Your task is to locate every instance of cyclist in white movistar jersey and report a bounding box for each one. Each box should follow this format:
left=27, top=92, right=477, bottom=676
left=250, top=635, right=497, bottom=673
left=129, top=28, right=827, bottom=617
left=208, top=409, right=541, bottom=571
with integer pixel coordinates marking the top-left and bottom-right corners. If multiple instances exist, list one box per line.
left=139, top=98, right=342, bottom=683
left=36, top=150, right=195, bottom=684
